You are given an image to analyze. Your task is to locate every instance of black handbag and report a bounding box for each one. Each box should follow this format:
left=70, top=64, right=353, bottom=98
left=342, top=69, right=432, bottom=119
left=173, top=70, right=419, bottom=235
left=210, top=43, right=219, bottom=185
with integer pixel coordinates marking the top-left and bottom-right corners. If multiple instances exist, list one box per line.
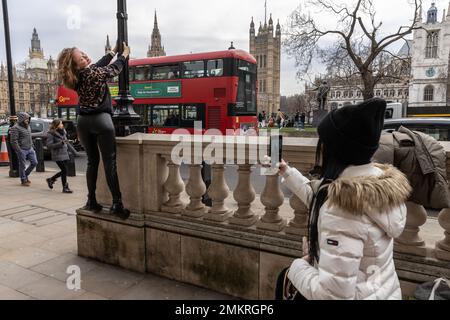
left=275, top=267, right=308, bottom=301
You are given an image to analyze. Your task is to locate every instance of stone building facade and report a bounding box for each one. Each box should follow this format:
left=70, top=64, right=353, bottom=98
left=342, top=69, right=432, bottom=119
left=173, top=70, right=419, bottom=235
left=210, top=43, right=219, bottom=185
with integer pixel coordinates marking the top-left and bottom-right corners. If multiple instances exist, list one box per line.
left=249, top=14, right=281, bottom=115
left=0, top=28, right=57, bottom=119
left=147, top=11, right=166, bottom=58
left=305, top=40, right=412, bottom=111
left=409, top=2, right=450, bottom=111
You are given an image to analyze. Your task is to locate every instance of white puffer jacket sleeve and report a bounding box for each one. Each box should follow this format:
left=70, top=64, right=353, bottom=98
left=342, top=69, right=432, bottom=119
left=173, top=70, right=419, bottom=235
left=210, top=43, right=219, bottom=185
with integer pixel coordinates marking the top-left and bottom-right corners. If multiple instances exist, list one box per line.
left=287, top=212, right=366, bottom=300
left=281, top=167, right=314, bottom=209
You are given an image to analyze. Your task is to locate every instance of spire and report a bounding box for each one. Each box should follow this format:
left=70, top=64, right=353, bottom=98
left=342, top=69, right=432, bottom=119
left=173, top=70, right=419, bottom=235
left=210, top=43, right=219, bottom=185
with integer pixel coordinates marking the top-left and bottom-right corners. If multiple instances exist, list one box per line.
left=276, top=19, right=281, bottom=36
left=269, top=13, right=273, bottom=25
left=148, top=10, right=166, bottom=57
left=265, top=0, right=267, bottom=24
left=447, top=2, right=450, bottom=17
left=444, top=9, right=446, bottom=21
left=250, top=16, right=255, bottom=28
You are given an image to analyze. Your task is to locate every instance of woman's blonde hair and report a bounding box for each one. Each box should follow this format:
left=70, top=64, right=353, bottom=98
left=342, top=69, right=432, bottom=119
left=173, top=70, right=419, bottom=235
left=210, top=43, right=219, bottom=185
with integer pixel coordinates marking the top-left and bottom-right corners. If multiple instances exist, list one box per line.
left=57, top=48, right=78, bottom=90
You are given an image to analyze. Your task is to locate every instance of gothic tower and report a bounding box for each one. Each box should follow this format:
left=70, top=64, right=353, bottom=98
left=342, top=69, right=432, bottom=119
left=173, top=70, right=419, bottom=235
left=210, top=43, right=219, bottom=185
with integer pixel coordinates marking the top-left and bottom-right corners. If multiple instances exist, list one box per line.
left=29, top=28, right=44, bottom=60
left=147, top=11, right=166, bottom=57
left=249, top=4, right=281, bottom=115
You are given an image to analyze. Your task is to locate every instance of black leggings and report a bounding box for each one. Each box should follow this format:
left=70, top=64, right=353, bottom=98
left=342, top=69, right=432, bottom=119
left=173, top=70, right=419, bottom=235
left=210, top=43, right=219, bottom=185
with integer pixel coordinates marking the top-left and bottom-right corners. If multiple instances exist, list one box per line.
left=77, top=113, right=122, bottom=204
left=51, top=161, right=68, bottom=186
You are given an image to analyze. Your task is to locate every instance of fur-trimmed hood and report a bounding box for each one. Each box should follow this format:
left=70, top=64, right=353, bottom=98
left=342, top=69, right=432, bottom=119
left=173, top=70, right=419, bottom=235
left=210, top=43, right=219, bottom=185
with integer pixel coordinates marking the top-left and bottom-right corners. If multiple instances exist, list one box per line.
left=327, top=163, right=411, bottom=238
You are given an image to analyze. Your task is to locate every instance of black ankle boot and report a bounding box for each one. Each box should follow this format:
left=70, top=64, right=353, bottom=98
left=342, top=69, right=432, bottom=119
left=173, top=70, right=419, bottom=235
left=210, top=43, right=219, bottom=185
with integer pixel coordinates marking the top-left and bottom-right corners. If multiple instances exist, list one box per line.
left=63, top=184, right=73, bottom=194
left=110, top=202, right=130, bottom=220
left=82, top=199, right=103, bottom=213
left=46, top=178, right=55, bottom=190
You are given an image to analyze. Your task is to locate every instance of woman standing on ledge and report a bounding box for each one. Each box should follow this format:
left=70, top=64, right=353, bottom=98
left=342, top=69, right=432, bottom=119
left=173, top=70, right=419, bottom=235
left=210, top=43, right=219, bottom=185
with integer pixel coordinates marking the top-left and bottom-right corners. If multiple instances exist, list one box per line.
left=57, top=42, right=131, bottom=220
left=278, top=98, right=412, bottom=300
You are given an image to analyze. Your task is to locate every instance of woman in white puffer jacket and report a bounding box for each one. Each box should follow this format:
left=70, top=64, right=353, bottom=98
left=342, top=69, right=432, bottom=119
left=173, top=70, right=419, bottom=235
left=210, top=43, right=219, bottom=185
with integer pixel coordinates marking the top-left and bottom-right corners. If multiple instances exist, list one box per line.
left=280, top=98, right=412, bottom=300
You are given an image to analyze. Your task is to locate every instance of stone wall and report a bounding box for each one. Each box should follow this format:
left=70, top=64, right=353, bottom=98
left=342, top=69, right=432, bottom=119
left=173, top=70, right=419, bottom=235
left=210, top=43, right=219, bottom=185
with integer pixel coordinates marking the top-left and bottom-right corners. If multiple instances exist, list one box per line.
left=77, top=134, right=450, bottom=299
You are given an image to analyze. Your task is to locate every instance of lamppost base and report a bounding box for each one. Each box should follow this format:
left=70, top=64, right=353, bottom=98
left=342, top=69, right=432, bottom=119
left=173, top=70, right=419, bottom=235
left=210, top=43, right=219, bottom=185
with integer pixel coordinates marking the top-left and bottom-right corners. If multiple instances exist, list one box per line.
left=112, top=94, right=141, bottom=137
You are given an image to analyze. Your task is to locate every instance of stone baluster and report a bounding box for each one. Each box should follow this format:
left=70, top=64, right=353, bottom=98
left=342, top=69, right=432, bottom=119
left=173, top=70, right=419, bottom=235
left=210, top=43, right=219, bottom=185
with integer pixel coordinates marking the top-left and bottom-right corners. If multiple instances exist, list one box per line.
left=161, top=158, right=186, bottom=214
left=182, top=164, right=208, bottom=218
left=436, top=208, right=450, bottom=261
left=257, top=174, right=287, bottom=232
left=229, top=165, right=258, bottom=226
left=285, top=195, right=309, bottom=236
left=205, top=165, right=232, bottom=222
left=394, top=201, right=429, bottom=257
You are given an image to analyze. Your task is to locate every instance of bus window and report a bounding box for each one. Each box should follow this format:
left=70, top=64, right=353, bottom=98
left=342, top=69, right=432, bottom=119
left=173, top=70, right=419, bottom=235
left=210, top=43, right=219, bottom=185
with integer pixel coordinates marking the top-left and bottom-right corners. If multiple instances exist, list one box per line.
left=151, top=105, right=180, bottom=127
left=68, top=108, right=77, bottom=121
left=59, top=107, right=68, bottom=120
left=152, top=65, right=180, bottom=80
left=181, top=104, right=205, bottom=128
left=236, top=62, right=257, bottom=115
left=183, top=61, right=205, bottom=78
left=134, top=66, right=150, bottom=81
left=207, top=59, right=224, bottom=77
left=237, top=60, right=257, bottom=73
left=133, top=105, right=148, bottom=125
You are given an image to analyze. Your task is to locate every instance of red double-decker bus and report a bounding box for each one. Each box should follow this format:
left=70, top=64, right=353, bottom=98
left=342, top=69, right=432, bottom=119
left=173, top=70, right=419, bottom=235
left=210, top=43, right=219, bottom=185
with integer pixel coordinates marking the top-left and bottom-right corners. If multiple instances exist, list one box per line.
left=56, top=85, right=79, bottom=122
left=110, top=49, right=258, bottom=134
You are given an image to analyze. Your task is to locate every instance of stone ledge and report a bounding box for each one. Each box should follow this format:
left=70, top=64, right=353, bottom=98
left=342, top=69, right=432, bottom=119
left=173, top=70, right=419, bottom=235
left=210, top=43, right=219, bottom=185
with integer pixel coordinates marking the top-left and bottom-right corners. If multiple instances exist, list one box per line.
left=145, top=212, right=303, bottom=258
left=76, top=209, right=146, bottom=273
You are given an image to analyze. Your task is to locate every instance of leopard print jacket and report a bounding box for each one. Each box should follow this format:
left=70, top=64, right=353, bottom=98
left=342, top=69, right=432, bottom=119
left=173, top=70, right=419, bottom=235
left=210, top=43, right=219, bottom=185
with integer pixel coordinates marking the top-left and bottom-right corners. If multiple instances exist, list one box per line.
left=76, top=54, right=126, bottom=110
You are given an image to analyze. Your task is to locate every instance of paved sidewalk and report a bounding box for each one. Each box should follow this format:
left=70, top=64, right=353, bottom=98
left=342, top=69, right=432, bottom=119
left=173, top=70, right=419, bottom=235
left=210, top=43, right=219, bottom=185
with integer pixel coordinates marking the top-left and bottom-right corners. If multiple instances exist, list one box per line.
left=0, top=167, right=234, bottom=300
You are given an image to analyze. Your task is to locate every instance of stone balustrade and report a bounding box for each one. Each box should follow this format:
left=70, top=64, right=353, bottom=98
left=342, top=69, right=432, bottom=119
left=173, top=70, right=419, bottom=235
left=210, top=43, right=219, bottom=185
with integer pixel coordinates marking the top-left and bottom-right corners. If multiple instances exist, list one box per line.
left=77, top=134, right=450, bottom=299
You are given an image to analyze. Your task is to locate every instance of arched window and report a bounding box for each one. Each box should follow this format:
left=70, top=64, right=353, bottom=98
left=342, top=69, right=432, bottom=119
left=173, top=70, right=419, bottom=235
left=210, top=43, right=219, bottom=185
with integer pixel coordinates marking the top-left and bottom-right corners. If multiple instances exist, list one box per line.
left=383, top=90, right=389, bottom=97
left=376, top=90, right=381, bottom=97
left=336, top=91, right=341, bottom=98
left=390, top=90, right=395, bottom=97
left=397, top=89, right=403, bottom=97
left=424, top=85, right=434, bottom=101
left=426, top=31, right=439, bottom=58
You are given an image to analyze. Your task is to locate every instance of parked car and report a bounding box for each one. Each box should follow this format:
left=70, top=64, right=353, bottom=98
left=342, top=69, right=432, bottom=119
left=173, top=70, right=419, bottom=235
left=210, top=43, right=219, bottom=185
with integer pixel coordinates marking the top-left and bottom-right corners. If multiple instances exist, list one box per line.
left=383, top=118, right=450, bottom=141
left=30, top=118, right=53, bottom=158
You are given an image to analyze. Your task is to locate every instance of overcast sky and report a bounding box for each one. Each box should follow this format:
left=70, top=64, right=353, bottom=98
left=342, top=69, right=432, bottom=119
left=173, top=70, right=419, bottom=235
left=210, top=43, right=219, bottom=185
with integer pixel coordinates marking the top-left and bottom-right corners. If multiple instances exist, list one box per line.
left=0, top=0, right=446, bottom=96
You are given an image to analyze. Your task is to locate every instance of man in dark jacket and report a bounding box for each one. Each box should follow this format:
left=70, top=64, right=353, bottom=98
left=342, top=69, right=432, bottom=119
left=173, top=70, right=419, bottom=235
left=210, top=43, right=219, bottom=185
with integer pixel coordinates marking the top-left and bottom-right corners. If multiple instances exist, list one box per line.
left=9, top=113, right=37, bottom=186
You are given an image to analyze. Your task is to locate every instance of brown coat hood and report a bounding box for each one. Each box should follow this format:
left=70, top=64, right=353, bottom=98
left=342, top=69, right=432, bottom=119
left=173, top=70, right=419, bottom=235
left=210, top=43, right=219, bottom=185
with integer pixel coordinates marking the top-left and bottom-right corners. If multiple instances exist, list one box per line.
left=327, top=164, right=412, bottom=215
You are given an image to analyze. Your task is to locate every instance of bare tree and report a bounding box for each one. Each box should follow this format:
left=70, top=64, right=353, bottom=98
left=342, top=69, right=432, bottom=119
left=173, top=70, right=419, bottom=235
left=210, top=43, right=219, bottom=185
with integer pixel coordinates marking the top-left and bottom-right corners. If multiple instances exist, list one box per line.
left=284, top=0, right=421, bottom=100
left=286, top=94, right=308, bottom=115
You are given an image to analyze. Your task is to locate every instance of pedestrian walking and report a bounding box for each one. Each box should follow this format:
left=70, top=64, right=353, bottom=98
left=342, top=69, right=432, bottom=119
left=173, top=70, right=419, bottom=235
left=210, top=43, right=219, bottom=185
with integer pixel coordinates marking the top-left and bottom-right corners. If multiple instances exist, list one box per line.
left=46, top=119, right=73, bottom=194
left=277, top=98, right=411, bottom=300
left=258, top=112, right=264, bottom=128
left=57, top=41, right=131, bottom=219
left=9, top=112, right=37, bottom=187
left=300, top=112, right=306, bottom=129
left=294, top=111, right=300, bottom=129
left=262, top=110, right=267, bottom=128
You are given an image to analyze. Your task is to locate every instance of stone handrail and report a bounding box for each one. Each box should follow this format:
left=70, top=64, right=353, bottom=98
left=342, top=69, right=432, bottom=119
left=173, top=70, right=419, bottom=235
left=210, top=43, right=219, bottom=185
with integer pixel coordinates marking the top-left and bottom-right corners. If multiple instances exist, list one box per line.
left=91, top=133, right=450, bottom=299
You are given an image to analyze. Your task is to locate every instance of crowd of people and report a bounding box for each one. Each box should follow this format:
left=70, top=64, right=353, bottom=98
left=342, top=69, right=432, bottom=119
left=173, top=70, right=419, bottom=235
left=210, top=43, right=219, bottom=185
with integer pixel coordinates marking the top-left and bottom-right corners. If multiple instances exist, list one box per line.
left=258, top=109, right=307, bottom=129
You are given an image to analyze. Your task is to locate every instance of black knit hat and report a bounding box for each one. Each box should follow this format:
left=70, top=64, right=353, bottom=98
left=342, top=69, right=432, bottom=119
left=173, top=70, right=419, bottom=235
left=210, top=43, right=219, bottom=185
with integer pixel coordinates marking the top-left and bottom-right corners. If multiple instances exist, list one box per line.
left=317, top=98, right=387, bottom=165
